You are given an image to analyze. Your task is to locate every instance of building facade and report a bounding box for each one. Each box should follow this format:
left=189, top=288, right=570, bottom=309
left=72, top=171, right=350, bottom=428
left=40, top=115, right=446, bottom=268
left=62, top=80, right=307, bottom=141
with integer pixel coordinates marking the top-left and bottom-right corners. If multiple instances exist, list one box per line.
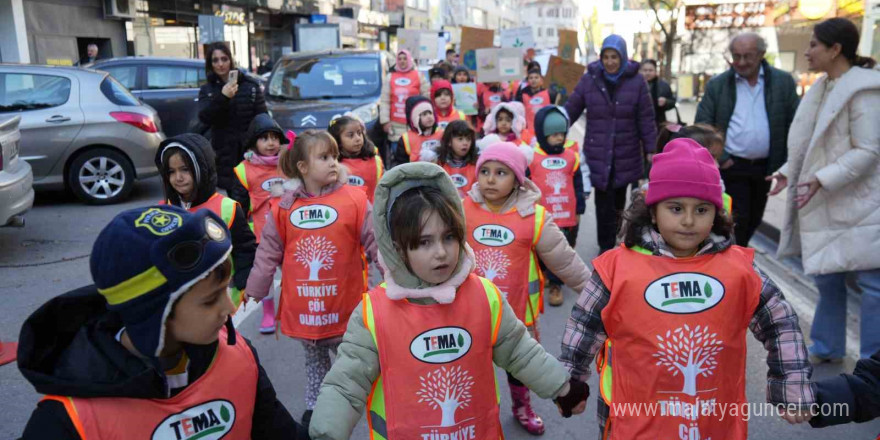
left=519, top=0, right=580, bottom=50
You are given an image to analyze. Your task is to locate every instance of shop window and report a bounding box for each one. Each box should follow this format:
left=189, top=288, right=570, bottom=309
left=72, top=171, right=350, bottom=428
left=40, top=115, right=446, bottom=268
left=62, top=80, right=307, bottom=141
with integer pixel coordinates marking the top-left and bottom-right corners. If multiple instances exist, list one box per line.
left=102, top=66, right=139, bottom=90
left=146, top=66, right=202, bottom=89
left=0, top=73, right=70, bottom=112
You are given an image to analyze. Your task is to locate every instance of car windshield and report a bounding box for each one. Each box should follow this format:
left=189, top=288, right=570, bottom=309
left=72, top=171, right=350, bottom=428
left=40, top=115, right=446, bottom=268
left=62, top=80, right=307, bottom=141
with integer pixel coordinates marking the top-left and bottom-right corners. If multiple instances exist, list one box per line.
left=268, top=55, right=381, bottom=100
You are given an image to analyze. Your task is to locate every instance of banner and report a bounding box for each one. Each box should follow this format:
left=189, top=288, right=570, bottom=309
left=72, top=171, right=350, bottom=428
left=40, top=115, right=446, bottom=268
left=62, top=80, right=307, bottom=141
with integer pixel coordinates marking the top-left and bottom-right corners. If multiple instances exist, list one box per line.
left=500, top=27, right=535, bottom=49
left=546, top=55, right=585, bottom=99
left=397, top=29, right=422, bottom=57
left=418, top=32, right=440, bottom=60
left=558, top=29, right=579, bottom=62
left=475, top=48, right=523, bottom=83
left=452, top=82, right=479, bottom=116
left=459, top=26, right=495, bottom=73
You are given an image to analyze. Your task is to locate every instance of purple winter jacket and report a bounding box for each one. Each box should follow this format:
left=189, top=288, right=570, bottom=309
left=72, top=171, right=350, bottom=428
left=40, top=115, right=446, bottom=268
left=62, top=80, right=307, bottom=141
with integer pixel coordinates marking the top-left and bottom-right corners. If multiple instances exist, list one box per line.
left=564, top=60, right=657, bottom=190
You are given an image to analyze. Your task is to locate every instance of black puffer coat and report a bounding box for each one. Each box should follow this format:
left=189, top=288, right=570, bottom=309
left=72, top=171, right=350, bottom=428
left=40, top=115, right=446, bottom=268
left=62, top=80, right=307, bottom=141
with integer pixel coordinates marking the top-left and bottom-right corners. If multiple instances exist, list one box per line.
left=198, top=69, right=267, bottom=190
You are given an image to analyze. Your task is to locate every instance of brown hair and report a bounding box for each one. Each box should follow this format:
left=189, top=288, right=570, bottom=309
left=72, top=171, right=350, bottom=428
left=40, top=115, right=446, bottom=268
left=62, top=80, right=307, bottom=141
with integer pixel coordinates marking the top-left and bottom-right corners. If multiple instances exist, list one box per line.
left=205, top=42, right=235, bottom=78
left=389, top=186, right=465, bottom=267
left=619, top=191, right=734, bottom=248
left=814, top=18, right=876, bottom=69
left=278, top=129, right=339, bottom=180
left=673, top=124, right=725, bottom=160
left=328, top=116, right=376, bottom=160
left=438, top=120, right=478, bottom=165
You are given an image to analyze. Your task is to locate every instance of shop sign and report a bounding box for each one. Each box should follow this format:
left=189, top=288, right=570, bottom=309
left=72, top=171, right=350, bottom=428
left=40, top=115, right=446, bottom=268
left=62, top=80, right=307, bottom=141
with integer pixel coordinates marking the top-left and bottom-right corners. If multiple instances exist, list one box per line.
left=216, top=7, right=246, bottom=25
left=685, top=2, right=772, bottom=29
left=358, top=9, right=390, bottom=26
left=328, top=15, right=359, bottom=38
left=358, top=23, right=380, bottom=39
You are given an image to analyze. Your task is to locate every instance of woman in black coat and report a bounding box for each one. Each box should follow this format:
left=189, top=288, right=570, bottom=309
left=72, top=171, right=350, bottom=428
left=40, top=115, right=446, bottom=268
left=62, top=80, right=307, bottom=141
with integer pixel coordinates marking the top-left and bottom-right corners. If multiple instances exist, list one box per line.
left=198, top=42, right=267, bottom=190
left=639, top=59, right=676, bottom=125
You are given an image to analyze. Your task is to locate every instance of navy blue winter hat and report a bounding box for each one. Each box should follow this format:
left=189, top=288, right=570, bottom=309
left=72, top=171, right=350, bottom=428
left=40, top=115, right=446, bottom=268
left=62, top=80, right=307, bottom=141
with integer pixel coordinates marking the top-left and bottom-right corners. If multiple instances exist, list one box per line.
left=90, top=205, right=232, bottom=357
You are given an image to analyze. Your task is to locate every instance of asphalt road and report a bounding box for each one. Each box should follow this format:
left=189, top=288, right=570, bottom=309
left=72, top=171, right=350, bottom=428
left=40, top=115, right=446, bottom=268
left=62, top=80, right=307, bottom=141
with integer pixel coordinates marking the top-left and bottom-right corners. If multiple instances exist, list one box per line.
left=1, top=161, right=878, bottom=439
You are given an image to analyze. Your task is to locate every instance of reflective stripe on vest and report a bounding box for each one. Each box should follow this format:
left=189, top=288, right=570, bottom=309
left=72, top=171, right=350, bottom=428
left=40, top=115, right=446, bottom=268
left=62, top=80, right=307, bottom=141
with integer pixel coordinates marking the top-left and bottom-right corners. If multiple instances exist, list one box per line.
left=723, top=192, right=733, bottom=214
left=341, top=156, right=384, bottom=203
left=363, top=275, right=503, bottom=440
left=403, top=130, right=443, bottom=163
left=233, top=161, right=284, bottom=242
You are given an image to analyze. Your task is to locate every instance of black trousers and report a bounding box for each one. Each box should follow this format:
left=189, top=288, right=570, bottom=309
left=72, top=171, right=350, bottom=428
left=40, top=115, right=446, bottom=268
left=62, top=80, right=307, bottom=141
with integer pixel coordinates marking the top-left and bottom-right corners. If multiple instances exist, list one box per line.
left=720, top=156, right=772, bottom=247
left=542, top=224, right=579, bottom=286
left=595, top=186, right=629, bottom=254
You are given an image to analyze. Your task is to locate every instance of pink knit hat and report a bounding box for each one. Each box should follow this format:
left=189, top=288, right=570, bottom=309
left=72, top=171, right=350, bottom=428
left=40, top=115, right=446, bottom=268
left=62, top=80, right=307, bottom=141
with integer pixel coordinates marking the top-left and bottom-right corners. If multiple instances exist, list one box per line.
left=476, top=142, right=531, bottom=184
left=645, top=138, right=723, bottom=210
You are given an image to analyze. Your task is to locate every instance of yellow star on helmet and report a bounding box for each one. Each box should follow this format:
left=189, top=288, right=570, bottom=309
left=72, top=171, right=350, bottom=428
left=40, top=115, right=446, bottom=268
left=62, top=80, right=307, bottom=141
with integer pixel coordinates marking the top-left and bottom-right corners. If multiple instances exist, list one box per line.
left=152, top=214, right=171, bottom=227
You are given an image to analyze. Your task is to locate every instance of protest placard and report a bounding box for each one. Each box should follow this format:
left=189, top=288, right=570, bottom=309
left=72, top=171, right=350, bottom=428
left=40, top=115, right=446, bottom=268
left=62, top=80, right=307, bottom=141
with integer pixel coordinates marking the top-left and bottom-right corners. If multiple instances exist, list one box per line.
left=397, top=29, right=421, bottom=57
left=500, top=27, right=535, bottom=50
left=459, top=26, right=495, bottom=73
left=546, top=55, right=585, bottom=98
left=452, top=82, right=479, bottom=116
left=476, top=48, right=523, bottom=83
left=558, top=29, right=579, bottom=62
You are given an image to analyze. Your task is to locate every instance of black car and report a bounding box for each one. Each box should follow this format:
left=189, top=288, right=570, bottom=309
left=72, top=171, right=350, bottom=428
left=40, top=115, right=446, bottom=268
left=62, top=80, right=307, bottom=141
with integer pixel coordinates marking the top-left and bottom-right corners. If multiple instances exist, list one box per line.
left=92, top=57, right=263, bottom=138
left=265, top=50, right=388, bottom=158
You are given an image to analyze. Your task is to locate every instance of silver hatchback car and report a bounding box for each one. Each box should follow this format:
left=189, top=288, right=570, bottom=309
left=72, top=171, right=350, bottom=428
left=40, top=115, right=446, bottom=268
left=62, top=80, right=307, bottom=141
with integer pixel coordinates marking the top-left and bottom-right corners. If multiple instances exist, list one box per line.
left=0, top=64, right=164, bottom=204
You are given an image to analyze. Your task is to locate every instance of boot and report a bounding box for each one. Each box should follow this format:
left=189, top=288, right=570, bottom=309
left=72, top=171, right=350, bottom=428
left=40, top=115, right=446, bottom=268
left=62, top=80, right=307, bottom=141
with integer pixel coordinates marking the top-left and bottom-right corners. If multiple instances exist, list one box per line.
left=509, top=383, right=545, bottom=435
left=260, top=298, right=276, bottom=334
left=547, top=284, right=564, bottom=307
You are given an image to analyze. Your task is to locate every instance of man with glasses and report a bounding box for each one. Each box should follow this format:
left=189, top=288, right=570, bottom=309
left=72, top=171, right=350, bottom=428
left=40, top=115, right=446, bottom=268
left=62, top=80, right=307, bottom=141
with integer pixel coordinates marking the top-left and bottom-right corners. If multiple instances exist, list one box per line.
left=696, top=33, right=800, bottom=247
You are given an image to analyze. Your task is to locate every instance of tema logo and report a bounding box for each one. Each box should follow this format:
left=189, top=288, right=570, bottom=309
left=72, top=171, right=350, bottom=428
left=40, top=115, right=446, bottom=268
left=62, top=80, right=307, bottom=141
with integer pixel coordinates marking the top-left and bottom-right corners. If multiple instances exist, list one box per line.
left=135, top=208, right=183, bottom=236
left=644, top=272, right=724, bottom=314
left=450, top=174, right=469, bottom=188
left=151, top=399, right=234, bottom=440
left=541, top=157, right=567, bottom=170
left=290, top=204, right=338, bottom=230
left=348, top=175, right=365, bottom=186
left=473, top=224, right=515, bottom=247
left=260, top=177, right=285, bottom=192
left=394, top=77, right=412, bottom=86
left=489, top=95, right=502, bottom=102
left=411, top=327, right=472, bottom=364
left=422, top=139, right=441, bottom=151
left=438, top=121, right=450, bottom=130
left=529, top=96, right=545, bottom=105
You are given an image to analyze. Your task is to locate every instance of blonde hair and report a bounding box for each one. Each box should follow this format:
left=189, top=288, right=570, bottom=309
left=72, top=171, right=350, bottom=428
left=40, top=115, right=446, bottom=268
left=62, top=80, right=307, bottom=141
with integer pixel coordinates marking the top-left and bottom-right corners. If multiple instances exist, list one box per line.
left=278, top=130, right=340, bottom=179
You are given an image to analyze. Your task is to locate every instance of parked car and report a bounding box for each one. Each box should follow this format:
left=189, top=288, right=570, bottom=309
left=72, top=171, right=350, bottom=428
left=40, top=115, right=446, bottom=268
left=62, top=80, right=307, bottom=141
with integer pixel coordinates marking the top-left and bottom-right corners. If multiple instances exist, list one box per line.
left=92, top=57, right=264, bottom=138
left=0, top=115, right=33, bottom=226
left=0, top=64, right=163, bottom=204
left=265, top=50, right=387, bottom=159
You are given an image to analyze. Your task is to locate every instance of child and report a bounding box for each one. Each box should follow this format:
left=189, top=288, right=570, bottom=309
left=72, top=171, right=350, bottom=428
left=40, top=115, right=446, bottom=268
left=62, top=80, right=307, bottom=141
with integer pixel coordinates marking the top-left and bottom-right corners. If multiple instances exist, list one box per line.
left=530, top=106, right=588, bottom=306
left=156, top=134, right=256, bottom=308
left=483, top=101, right=531, bottom=147
left=560, top=139, right=815, bottom=439
left=245, top=129, right=377, bottom=429
left=516, top=68, right=557, bottom=130
left=450, top=65, right=472, bottom=84
left=465, top=142, right=590, bottom=434
left=308, top=162, right=589, bottom=439
left=18, top=206, right=308, bottom=439
left=808, top=350, right=879, bottom=428
left=328, top=115, right=384, bottom=203
left=228, top=113, right=287, bottom=334
left=431, top=79, right=466, bottom=130
left=421, top=119, right=478, bottom=198
left=398, top=95, right=443, bottom=165
left=476, top=81, right=507, bottom=134
left=429, top=66, right=448, bottom=84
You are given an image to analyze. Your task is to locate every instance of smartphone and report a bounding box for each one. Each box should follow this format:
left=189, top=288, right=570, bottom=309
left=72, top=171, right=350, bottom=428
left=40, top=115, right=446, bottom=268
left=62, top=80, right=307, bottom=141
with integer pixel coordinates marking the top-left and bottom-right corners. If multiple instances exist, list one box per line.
left=227, top=70, right=239, bottom=84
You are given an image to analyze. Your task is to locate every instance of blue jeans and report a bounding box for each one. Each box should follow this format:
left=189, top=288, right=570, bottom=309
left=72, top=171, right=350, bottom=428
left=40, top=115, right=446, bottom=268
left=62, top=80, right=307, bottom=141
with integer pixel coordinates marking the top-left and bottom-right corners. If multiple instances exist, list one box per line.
left=810, top=269, right=880, bottom=360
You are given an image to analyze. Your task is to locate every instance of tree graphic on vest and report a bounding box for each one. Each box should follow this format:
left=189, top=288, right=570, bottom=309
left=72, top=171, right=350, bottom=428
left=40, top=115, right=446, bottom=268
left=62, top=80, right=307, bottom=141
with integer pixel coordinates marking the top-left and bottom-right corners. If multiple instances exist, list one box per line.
left=293, top=236, right=337, bottom=280
left=545, top=171, right=567, bottom=195
left=416, top=366, right=475, bottom=427
left=653, top=324, right=723, bottom=396
left=475, top=249, right=510, bottom=282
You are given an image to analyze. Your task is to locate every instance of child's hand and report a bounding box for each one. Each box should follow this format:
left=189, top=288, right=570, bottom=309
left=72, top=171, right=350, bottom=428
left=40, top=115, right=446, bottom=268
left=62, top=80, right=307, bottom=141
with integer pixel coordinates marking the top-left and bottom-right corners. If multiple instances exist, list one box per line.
left=779, top=405, right=815, bottom=424
left=553, top=378, right=589, bottom=418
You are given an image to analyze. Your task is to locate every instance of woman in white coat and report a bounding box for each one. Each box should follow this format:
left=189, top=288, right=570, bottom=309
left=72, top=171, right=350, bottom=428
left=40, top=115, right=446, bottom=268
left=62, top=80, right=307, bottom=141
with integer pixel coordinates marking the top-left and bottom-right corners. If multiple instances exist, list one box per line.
left=768, top=18, right=880, bottom=362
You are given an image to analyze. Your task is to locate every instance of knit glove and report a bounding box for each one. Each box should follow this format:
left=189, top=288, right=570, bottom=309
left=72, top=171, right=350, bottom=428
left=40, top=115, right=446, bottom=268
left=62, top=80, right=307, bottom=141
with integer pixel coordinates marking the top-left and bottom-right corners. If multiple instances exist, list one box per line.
left=554, top=378, right=590, bottom=418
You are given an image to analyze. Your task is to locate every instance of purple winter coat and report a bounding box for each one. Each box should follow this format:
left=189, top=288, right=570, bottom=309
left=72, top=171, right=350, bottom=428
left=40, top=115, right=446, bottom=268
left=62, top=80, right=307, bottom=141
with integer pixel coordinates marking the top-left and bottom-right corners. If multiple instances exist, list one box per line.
left=564, top=60, right=657, bottom=190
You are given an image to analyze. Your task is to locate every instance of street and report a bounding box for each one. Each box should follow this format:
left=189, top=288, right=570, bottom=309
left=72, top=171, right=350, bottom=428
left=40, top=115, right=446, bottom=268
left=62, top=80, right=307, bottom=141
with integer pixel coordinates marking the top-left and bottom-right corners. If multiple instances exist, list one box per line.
left=1, top=170, right=877, bottom=439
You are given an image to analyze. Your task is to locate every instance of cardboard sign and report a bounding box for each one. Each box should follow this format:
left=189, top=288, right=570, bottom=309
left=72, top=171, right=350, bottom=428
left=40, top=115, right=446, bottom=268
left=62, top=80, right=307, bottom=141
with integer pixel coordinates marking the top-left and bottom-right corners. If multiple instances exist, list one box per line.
left=459, top=26, right=495, bottom=73
left=397, top=29, right=422, bottom=58
left=558, top=29, right=579, bottom=62
left=452, top=82, right=479, bottom=116
left=417, top=32, right=440, bottom=60
left=475, top=48, right=523, bottom=83
left=546, top=55, right=585, bottom=99
left=500, top=27, right=535, bottom=49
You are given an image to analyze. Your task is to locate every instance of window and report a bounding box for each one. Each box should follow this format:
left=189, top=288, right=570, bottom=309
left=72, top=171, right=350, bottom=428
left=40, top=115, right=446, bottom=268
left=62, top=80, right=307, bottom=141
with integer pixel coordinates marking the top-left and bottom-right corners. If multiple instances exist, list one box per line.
left=101, top=65, right=138, bottom=89
left=100, top=76, right=140, bottom=106
left=547, top=28, right=555, bottom=37
left=268, top=56, right=381, bottom=100
left=537, top=28, right=542, bottom=37
left=146, top=65, right=202, bottom=89
left=537, top=7, right=542, bottom=17
left=0, top=73, right=71, bottom=112
left=406, top=0, right=416, bottom=7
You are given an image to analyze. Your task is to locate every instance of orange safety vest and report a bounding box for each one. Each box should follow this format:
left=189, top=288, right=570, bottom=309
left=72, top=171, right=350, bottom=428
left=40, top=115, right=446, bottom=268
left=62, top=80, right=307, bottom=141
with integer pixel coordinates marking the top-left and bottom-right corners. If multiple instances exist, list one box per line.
left=363, top=274, right=503, bottom=440
left=523, top=89, right=551, bottom=129
left=529, top=142, right=580, bottom=228
left=43, top=327, right=256, bottom=440
left=436, top=109, right=466, bottom=130
left=441, top=162, right=477, bottom=199
left=464, top=197, right=546, bottom=326
left=592, top=244, right=762, bottom=440
left=402, top=129, right=444, bottom=163
left=390, top=70, right=422, bottom=125
left=341, top=156, right=384, bottom=203
left=273, top=185, right=369, bottom=340
left=477, top=88, right=506, bottom=133
left=234, top=160, right=285, bottom=242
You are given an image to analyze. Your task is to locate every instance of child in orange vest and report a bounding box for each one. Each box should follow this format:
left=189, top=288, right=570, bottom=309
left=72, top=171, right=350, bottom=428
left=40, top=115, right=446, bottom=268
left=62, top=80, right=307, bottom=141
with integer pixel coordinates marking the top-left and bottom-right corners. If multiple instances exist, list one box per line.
left=18, top=206, right=308, bottom=440
left=328, top=115, right=384, bottom=203
left=516, top=68, right=557, bottom=130
left=431, top=79, right=466, bottom=130
left=420, top=119, right=478, bottom=198
left=465, top=142, right=589, bottom=434
left=476, top=81, right=508, bottom=135
left=396, top=95, right=444, bottom=165
left=484, top=101, right=532, bottom=147
left=245, top=130, right=377, bottom=429
left=560, top=139, right=815, bottom=439
left=156, top=134, right=256, bottom=308
left=308, top=162, right=589, bottom=439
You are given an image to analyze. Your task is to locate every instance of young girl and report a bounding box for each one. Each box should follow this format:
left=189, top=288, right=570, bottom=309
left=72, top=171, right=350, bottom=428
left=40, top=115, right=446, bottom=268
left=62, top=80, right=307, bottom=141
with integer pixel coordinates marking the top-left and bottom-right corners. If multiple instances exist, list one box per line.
left=398, top=95, right=443, bottom=164
left=483, top=101, right=531, bottom=147
left=156, top=133, right=256, bottom=308
left=420, top=120, right=478, bottom=198
left=431, top=79, right=466, bottom=130
left=451, top=65, right=472, bottom=84
left=309, top=162, right=589, bottom=440
left=245, top=130, right=377, bottom=429
left=560, top=139, right=815, bottom=439
left=477, top=81, right=507, bottom=134
left=465, top=142, right=590, bottom=434
left=328, top=115, right=384, bottom=203
left=228, top=114, right=288, bottom=333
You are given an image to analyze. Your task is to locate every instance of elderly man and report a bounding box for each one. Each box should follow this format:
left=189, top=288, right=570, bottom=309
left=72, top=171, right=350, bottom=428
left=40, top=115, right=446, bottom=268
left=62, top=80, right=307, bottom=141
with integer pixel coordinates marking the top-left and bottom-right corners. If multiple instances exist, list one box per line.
left=695, top=33, right=799, bottom=247
left=77, top=44, right=101, bottom=66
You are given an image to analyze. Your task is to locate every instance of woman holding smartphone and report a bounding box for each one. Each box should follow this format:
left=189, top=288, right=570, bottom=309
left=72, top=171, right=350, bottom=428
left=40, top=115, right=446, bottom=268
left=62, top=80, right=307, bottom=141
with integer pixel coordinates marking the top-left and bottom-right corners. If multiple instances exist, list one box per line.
left=198, top=41, right=267, bottom=191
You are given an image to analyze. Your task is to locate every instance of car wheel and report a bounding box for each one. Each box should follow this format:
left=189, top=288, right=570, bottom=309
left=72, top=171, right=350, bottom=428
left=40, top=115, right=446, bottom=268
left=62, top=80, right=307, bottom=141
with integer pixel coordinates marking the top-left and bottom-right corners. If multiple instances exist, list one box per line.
left=67, top=148, right=135, bottom=205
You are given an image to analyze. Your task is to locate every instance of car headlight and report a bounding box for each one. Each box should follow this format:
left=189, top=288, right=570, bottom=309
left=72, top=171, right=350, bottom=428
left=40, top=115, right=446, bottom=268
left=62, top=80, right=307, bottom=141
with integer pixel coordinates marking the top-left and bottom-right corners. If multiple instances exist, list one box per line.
left=351, top=103, right=379, bottom=124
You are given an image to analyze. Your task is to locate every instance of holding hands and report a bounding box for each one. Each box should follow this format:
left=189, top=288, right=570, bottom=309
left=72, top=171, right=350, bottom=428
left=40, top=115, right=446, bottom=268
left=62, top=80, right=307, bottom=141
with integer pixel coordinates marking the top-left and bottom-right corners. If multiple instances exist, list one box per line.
left=554, top=378, right=590, bottom=418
